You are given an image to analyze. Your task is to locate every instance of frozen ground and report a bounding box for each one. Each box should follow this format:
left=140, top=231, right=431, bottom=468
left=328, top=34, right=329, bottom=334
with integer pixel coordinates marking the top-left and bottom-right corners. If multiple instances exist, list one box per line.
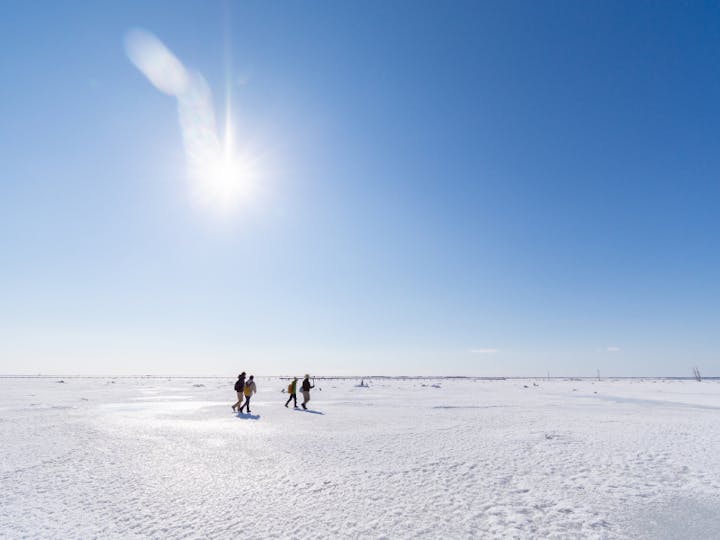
left=2, top=376, right=719, bottom=539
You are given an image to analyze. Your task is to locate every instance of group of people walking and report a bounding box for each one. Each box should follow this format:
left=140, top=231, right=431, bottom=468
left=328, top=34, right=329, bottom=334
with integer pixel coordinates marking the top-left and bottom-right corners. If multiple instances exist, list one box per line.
left=231, top=373, right=315, bottom=413
left=284, top=375, right=314, bottom=410
left=231, top=372, right=257, bottom=413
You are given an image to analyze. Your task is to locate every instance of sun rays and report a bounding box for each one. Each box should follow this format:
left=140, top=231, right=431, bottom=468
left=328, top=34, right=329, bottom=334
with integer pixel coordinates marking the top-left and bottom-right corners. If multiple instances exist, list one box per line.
left=125, top=28, right=257, bottom=215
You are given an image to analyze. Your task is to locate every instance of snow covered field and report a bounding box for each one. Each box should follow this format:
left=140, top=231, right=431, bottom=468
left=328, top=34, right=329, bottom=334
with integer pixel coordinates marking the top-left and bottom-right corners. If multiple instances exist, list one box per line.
left=2, top=377, right=719, bottom=539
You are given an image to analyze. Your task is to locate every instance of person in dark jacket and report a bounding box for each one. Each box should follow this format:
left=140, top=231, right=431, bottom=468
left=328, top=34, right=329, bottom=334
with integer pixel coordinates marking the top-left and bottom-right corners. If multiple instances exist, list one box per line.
left=232, top=372, right=246, bottom=412
left=300, top=374, right=314, bottom=409
left=285, top=377, right=298, bottom=408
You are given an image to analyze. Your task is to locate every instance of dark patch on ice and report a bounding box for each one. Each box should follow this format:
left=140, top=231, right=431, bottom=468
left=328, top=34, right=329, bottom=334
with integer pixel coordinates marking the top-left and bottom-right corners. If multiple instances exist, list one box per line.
left=326, top=401, right=373, bottom=407
left=577, top=394, right=720, bottom=411
left=633, top=496, right=720, bottom=539
left=432, top=405, right=507, bottom=409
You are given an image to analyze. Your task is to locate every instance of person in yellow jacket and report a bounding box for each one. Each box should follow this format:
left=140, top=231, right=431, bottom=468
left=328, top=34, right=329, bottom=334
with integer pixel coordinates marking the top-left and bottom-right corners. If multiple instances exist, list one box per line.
left=285, top=377, right=298, bottom=408
left=239, top=375, right=256, bottom=414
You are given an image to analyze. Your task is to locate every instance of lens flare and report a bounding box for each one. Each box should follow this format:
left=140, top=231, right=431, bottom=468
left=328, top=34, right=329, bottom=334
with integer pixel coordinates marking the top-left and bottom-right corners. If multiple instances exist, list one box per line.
left=125, top=28, right=257, bottom=214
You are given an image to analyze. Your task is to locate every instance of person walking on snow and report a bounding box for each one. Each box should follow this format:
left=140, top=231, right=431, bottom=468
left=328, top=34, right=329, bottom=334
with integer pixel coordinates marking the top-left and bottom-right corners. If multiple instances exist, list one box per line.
left=232, top=372, right=246, bottom=412
left=239, top=375, right=256, bottom=413
left=301, top=374, right=314, bottom=409
left=285, top=377, right=298, bottom=408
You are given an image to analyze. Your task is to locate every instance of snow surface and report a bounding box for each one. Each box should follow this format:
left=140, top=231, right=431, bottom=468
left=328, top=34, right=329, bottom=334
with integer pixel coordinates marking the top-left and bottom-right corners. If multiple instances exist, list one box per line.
left=2, top=377, right=719, bottom=539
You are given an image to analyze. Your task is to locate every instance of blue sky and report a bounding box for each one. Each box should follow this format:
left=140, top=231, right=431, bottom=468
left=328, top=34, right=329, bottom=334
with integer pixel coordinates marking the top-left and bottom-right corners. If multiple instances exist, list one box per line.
left=1, top=1, right=718, bottom=376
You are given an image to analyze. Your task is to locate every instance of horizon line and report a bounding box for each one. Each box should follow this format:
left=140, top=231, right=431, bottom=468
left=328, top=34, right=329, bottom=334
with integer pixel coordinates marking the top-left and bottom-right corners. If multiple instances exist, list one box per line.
left=0, top=374, right=717, bottom=380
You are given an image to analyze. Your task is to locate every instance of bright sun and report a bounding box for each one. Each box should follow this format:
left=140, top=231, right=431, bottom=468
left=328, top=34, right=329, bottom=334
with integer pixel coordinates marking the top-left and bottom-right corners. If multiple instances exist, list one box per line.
left=195, top=151, right=254, bottom=211
left=126, top=29, right=264, bottom=217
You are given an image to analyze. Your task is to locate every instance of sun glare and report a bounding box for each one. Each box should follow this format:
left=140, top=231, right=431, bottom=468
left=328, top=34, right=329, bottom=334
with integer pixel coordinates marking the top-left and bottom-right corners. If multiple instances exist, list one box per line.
left=126, top=28, right=263, bottom=216
left=195, top=151, right=254, bottom=211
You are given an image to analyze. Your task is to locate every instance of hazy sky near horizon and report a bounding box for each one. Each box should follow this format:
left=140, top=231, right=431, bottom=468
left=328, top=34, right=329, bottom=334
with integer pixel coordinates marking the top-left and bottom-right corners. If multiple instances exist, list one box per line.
left=1, top=1, right=719, bottom=376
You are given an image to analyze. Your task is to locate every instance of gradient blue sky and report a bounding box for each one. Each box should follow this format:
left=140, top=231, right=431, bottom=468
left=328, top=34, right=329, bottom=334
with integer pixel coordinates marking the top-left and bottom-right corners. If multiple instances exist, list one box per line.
left=1, top=1, right=718, bottom=376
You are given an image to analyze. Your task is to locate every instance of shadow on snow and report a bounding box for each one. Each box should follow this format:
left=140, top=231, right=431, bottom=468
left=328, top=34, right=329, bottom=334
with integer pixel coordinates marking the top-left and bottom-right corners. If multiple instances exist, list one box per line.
left=293, top=408, right=324, bottom=415
left=236, top=412, right=261, bottom=420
